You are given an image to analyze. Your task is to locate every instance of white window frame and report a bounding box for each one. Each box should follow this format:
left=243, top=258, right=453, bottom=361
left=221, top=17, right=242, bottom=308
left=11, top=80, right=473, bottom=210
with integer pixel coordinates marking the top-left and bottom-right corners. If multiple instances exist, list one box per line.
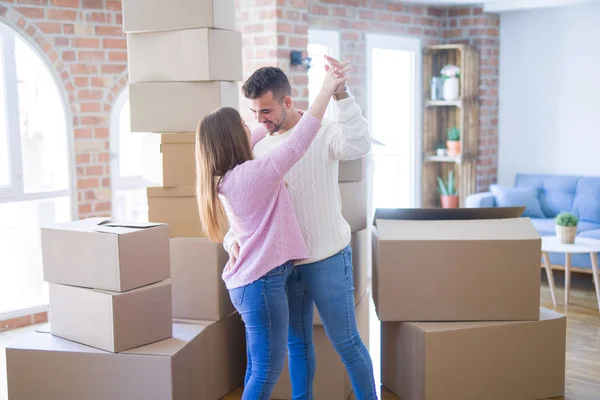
left=366, top=34, right=422, bottom=208
left=308, top=29, right=340, bottom=119
left=109, top=89, right=155, bottom=192
left=0, top=23, right=73, bottom=206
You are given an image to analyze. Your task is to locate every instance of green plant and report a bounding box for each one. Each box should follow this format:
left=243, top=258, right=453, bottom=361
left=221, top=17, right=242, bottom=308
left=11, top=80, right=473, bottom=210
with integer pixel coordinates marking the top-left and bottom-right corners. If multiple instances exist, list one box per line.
left=448, top=127, right=460, bottom=141
left=436, top=170, right=458, bottom=196
left=555, top=212, right=579, bottom=227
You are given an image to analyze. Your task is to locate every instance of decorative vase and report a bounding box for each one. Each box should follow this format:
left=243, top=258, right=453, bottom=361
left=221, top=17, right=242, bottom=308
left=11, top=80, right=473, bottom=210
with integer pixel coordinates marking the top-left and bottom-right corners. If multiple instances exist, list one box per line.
left=446, top=140, right=461, bottom=157
left=441, top=195, right=459, bottom=209
left=443, top=77, right=459, bottom=101
left=556, top=225, right=577, bottom=244
left=436, top=148, right=446, bottom=157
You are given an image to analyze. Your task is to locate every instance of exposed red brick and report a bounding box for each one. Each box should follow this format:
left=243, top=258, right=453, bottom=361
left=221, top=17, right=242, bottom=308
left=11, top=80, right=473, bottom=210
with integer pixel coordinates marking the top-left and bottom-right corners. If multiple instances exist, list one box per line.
left=76, top=153, right=91, bottom=164
left=35, top=22, right=61, bottom=34
left=47, top=9, right=78, bottom=20
left=95, top=25, right=122, bottom=36
left=15, top=7, right=44, bottom=18
left=77, top=50, right=105, bottom=61
left=51, top=0, right=80, bottom=7
left=102, top=38, right=126, bottom=49
left=82, top=0, right=102, bottom=9
left=77, top=178, right=99, bottom=189
left=73, top=38, right=100, bottom=48
left=78, top=203, right=92, bottom=215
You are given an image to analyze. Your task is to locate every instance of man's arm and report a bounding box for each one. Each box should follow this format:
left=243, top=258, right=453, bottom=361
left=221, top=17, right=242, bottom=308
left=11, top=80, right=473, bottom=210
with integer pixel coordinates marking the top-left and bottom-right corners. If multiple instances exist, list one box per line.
left=324, top=56, right=371, bottom=161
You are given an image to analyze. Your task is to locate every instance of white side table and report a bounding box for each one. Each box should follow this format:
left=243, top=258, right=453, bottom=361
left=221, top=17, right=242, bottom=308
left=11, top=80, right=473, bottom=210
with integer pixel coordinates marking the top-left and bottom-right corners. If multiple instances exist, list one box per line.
left=541, top=236, right=600, bottom=313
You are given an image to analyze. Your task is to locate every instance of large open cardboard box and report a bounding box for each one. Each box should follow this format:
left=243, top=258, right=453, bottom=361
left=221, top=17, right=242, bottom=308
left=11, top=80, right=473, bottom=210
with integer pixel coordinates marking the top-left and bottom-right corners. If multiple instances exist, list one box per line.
left=129, top=81, right=239, bottom=133
left=272, top=293, right=370, bottom=400
left=122, top=0, right=235, bottom=32
left=127, top=28, right=242, bottom=83
left=372, top=207, right=541, bottom=321
left=49, top=281, right=172, bottom=353
left=6, top=313, right=245, bottom=400
left=381, top=307, right=566, bottom=400
left=170, top=238, right=234, bottom=322
left=41, top=218, right=170, bottom=292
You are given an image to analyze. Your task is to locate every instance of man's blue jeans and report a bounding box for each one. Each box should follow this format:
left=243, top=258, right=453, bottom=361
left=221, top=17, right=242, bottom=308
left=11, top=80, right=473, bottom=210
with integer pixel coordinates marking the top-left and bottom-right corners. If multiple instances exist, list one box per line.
left=287, top=244, right=377, bottom=399
left=228, top=261, right=293, bottom=400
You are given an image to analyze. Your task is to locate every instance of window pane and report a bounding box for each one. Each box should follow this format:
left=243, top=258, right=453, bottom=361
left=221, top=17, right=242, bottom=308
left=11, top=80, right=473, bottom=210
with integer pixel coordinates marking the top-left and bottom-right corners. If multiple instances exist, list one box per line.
left=0, top=37, right=10, bottom=187
left=307, top=43, right=335, bottom=118
left=0, top=196, right=70, bottom=315
left=15, top=36, right=69, bottom=194
left=113, top=188, right=148, bottom=223
left=118, top=101, right=146, bottom=178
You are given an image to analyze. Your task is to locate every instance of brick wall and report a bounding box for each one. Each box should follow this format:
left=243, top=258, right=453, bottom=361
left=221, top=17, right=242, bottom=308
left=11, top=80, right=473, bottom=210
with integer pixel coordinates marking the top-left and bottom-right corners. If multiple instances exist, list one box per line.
left=443, top=7, right=500, bottom=191
left=0, top=0, right=126, bottom=220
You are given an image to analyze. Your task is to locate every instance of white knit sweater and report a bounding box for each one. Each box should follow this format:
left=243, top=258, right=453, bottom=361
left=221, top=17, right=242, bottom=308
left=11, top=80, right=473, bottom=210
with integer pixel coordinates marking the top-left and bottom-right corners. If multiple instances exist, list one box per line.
left=224, top=94, right=371, bottom=265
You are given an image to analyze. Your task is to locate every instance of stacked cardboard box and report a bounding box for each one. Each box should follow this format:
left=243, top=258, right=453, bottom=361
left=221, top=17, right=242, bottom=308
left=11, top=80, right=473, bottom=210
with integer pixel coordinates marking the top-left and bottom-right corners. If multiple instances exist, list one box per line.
left=6, top=217, right=245, bottom=399
left=372, top=207, right=568, bottom=400
left=121, top=0, right=240, bottom=323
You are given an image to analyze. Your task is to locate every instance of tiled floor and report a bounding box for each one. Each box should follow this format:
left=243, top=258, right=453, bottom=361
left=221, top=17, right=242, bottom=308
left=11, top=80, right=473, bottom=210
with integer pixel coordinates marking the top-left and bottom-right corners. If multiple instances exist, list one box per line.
left=1, top=273, right=599, bottom=400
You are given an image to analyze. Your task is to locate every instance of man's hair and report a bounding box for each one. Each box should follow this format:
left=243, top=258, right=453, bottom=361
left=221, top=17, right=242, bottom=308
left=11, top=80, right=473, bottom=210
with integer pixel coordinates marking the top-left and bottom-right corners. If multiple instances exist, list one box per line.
left=242, top=67, right=292, bottom=102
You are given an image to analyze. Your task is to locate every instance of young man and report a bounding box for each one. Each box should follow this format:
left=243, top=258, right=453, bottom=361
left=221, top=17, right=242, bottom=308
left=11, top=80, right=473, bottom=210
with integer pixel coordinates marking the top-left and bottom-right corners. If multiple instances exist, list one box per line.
left=225, top=59, right=377, bottom=399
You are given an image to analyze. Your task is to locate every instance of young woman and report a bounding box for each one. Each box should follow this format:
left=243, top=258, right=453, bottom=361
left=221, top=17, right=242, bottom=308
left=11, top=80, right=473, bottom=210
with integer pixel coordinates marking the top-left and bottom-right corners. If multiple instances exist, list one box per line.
left=195, top=66, right=349, bottom=400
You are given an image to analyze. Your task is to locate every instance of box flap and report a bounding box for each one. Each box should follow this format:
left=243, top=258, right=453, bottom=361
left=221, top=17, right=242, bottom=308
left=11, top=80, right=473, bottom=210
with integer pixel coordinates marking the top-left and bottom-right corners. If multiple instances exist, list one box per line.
left=373, top=207, right=525, bottom=223
left=147, top=185, right=196, bottom=198
left=18, top=323, right=208, bottom=357
left=375, top=217, right=540, bottom=241
left=41, top=217, right=112, bottom=232
left=160, top=132, right=196, bottom=144
left=92, top=219, right=164, bottom=235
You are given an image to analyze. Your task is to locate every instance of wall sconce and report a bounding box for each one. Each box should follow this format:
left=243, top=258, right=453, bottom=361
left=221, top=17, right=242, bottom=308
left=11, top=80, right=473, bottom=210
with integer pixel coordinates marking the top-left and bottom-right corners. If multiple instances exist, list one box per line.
left=290, top=50, right=311, bottom=71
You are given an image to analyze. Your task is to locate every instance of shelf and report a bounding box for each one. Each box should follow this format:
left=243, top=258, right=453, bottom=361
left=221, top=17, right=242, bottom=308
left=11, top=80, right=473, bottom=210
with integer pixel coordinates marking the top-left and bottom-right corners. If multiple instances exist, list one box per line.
left=424, top=44, right=466, bottom=52
left=425, top=100, right=462, bottom=108
left=424, top=153, right=462, bottom=164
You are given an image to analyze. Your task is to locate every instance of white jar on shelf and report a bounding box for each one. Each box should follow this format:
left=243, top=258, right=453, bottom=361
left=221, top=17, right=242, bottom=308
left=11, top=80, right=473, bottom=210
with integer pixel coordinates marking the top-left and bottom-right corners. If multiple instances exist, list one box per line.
left=443, top=77, right=459, bottom=101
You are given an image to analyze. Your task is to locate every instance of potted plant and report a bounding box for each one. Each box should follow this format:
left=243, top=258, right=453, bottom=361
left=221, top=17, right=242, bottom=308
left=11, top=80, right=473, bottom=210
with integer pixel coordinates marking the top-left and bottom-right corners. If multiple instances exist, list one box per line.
left=555, top=212, right=578, bottom=244
left=447, top=127, right=461, bottom=157
left=437, top=170, right=458, bottom=208
left=441, top=64, right=460, bottom=101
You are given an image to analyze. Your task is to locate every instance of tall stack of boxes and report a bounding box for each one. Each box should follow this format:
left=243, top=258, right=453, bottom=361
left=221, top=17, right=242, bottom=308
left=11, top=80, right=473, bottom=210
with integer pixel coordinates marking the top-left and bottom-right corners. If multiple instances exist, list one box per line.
left=270, top=155, right=373, bottom=399
left=6, top=218, right=245, bottom=399
left=121, top=0, right=240, bottom=324
left=372, top=207, right=568, bottom=400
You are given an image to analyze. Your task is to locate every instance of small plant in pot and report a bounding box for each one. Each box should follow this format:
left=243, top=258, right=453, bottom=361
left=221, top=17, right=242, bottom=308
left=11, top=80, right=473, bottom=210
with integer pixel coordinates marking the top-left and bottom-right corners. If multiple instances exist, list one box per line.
left=447, top=127, right=461, bottom=157
left=437, top=170, right=458, bottom=208
left=555, top=212, right=578, bottom=244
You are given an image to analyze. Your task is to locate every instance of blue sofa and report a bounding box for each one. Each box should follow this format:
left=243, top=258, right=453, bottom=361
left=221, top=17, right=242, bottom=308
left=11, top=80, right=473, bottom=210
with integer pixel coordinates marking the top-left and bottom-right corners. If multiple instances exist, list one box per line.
left=466, top=173, right=600, bottom=270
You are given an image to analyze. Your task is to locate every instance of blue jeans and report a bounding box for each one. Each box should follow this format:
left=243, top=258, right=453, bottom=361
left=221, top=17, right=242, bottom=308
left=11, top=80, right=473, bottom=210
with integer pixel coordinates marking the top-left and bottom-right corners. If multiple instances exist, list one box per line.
left=287, top=244, right=377, bottom=399
left=228, top=261, right=293, bottom=400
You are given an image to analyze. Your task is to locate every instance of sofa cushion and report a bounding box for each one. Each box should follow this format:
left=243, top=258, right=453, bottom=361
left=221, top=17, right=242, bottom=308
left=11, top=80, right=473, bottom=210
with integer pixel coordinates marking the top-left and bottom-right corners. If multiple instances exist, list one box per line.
left=579, top=229, right=600, bottom=240
left=531, top=218, right=600, bottom=236
left=515, top=174, right=578, bottom=217
left=489, top=184, right=544, bottom=218
left=572, top=177, right=600, bottom=224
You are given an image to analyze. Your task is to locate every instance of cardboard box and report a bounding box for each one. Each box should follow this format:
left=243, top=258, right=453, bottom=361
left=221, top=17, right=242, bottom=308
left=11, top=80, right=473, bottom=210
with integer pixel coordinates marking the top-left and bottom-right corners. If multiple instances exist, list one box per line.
left=122, top=0, right=235, bottom=32
left=129, top=81, right=239, bottom=133
left=127, top=29, right=242, bottom=83
left=272, top=294, right=370, bottom=400
left=41, top=218, right=170, bottom=292
left=372, top=207, right=541, bottom=321
left=382, top=307, right=566, bottom=400
left=338, top=157, right=367, bottom=182
left=143, top=133, right=196, bottom=187
left=6, top=313, right=246, bottom=400
left=147, top=186, right=204, bottom=238
left=49, top=281, right=172, bottom=353
left=313, top=229, right=369, bottom=325
left=170, top=238, right=235, bottom=321
left=339, top=179, right=367, bottom=232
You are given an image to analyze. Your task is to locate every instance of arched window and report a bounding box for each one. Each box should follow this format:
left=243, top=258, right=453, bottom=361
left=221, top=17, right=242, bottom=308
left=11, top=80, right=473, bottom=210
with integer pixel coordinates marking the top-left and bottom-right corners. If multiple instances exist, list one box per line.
left=0, top=23, right=72, bottom=318
left=109, top=89, right=158, bottom=223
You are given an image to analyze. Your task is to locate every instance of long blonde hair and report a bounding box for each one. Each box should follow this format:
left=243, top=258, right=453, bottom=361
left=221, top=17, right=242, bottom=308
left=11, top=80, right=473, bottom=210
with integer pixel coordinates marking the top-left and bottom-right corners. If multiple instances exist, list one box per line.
left=195, top=107, right=253, bottom=242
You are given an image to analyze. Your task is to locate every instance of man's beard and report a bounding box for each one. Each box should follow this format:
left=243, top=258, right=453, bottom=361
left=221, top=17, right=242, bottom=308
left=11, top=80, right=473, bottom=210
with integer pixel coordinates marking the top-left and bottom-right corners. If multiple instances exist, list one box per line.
left=266, top=108, right=287, bottom=133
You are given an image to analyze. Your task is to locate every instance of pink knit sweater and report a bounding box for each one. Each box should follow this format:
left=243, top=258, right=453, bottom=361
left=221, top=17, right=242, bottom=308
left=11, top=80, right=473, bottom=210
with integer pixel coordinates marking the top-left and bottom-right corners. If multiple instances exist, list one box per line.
left=219, top=113, right=322, bottom=289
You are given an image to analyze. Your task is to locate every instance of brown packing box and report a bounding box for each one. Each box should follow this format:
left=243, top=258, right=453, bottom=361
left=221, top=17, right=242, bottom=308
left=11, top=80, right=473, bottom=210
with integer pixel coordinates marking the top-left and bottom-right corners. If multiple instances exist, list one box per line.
left=272, top=293, right=370, bottom=400
left=41, top=218, right=170, bottom=292
left=122, top=0, right=235, bottom=32
left=338, top=157, right=367, bottom=182
left=6, top=314, right=246, bottom=400
left=382, top=307, right=566, bottom=400
left=129, top=81, right=239, bottom=133
left=147, top=186, right=203, bottom=238
left=339, top=179, right=367, bottom=232
left=49, top=281, right=172, bottom=353
left=372, top=207, right=541, bottom=321
left=144, top=133, right=196, bottom=187
left=313, top=229, right=369, bottom=325
left=127, top=28, right=242, bottom=83
left=170, top=238, right=235, bottom=321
